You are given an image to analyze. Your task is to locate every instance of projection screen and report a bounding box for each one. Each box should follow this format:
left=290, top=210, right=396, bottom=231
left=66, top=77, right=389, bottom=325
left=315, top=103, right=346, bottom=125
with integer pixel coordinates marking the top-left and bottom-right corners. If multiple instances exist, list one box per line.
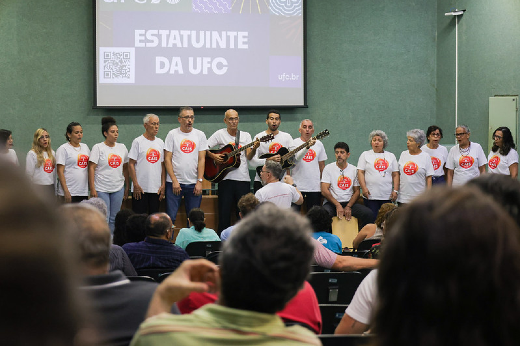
left=94, top=0, right=306, bottom=108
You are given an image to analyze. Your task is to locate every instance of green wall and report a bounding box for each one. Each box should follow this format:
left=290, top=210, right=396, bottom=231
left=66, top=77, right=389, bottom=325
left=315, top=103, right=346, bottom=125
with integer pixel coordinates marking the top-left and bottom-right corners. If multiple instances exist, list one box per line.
left=2, top=0, right=438, bottom=167
left=436, top=0, right=520, bottom=150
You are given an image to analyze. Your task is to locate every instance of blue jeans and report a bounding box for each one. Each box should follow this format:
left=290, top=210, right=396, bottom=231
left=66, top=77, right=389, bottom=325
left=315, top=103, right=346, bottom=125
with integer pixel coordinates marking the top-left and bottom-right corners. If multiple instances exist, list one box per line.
left=165, top=182, right=202, bottom=227
left=98, top=187, right=125, bottom=234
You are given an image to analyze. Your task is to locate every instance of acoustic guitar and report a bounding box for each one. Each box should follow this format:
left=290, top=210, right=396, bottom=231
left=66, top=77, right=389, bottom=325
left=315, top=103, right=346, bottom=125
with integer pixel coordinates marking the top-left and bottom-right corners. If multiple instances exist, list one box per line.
left=255, top=129, right=330, bottom=177
left=204, top=133, right=274, bottom=183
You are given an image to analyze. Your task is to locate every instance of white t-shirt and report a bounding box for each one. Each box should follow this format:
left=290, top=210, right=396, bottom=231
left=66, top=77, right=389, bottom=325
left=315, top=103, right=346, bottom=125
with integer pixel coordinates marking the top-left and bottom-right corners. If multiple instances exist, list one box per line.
left=397, top=151, right=434, bottom=204
left=249, top=130, right=293, bottom=182
left=89, top=142, right=129, bottom=193
left=421, top=144, right=448, bottom=177
left=0, top=149, right=19, bottom=166
left=290, top=138, right=327, bottom=192
left=255, top=181, right=300, bottom=208
left=207, top=128, right=252, bottom=182
left=446, top=143, right=487, bottom=187
left=345, top=269, right=377, bottom=325
left=357, top=150, right=398, bottom=201
left=56, top=142, right=90, bottom=196
left=128, top=135, right=164, bottom=193
left=321, top=162, right=359, bottom=203
left=164, top=128, right=208, bottom=184
left=26, top=150, right=56, bottom=186
left=488, top=149, right=519, bottom=175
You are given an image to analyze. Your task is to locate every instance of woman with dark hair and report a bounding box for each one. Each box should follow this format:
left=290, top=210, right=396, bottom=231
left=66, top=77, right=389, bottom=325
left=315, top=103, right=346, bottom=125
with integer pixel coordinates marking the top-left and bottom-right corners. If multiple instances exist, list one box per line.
left=175, top=208, right=220, bottom=250
left=26, top=128, right=56, bottom=197
left=307, top=205, right=342, bottom=254
left=0, top=129, right=19, bottom=165
left=89, top=117, right=129, bottom=233
left=56, top=122, right=90, bottom=203
left=488, top=126, right=518, bottom=178
left=352, top=202, right=396, bottom=249
left=372, top=187, right=520, bottom=346
left=421, top=125, right=448, bottom=185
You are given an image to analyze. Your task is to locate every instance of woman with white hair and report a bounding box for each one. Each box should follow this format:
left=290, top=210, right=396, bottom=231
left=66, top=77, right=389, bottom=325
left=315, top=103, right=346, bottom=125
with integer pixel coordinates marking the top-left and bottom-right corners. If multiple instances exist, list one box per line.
left=397, top=129, right=434, bottom=205
left=357, top=130, right=399, bottom=220
left=446, top=125, right=487, bottom=187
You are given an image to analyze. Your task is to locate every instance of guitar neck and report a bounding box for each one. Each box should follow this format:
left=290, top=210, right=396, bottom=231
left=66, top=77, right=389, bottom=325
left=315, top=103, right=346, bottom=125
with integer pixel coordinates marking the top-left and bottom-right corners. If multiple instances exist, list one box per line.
left=228, top=140, right=255, bottom=156
left=282, top=140, right=313, bottom=161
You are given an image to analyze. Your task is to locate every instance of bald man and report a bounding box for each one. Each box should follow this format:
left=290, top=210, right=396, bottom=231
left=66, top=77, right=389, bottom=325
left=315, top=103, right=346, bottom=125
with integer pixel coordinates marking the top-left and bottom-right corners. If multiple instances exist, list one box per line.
left=207, top=109, right=256, bottom=233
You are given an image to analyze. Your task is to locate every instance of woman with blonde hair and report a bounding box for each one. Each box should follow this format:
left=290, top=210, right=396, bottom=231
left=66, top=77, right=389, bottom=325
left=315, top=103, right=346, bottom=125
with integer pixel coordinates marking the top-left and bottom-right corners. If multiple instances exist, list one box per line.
left=26, top=128, right=56, bottom=197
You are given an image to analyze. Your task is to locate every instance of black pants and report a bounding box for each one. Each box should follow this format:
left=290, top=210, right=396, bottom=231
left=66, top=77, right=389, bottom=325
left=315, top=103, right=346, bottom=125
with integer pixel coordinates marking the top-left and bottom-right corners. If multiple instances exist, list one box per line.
left=253, top=180, right=263, bottom=194
left=292, top=191, right=322, bottom=212
left=218, top=180, right=251, bottom=233
left=323, top=201, right=374, bottom=229
left=132, top=192, right=161, bottom=215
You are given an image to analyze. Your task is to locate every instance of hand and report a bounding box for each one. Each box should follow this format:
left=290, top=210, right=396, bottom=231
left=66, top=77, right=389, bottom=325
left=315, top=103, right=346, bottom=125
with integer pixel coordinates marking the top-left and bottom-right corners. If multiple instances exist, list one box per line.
left=283, top=175, right=295, bottom=185
left=158, top=185, right=165, bottom=201
left=362, top=189, right=371, bottom=199
left=344, top=206, right=352, bottom=221
left=133, top=184, right=143, bottom=200
left=336, top=205, right=345, bottom=219
left=172, top=181, right=182, bottom=196
left=252, top=140, right=260, bottom=150
left=90, top=189, right=98, bottom=198
left=194, top=181, right=202, bottom=196
left=267, top=154, right=281, bottom=163
left=212, top=153, right=226, bottom=164
left=123, top=189, right=129, bottom=201
left=64, top=191, right=72, bottom=203
left=390, top=190, right=398, bottom=202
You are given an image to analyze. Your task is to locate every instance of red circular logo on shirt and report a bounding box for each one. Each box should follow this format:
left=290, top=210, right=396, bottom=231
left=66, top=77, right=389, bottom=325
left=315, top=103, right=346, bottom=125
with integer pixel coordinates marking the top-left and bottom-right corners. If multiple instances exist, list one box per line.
left=403, top=161, right=418, bottom=176
left=303, top=149, right=316, bottom=162
left=43, top=158, right=54, bottom=173
left=337, top=176, right=352, bottom=190
left=459, top=156, right=475, bottom=169
left=180, top=139, right=196, bottom=154
left=77, top=154, right=89, bottom=169
left=108, top=154, right=122, bottom=168
left=374, top=158, right=389, bottom=172
left=229, top=141, right=242, bottom=149
left=431, top=157, right=441, bottom=171
left=146, top=148, right=160, bottom=164
left=269, top=142, right=282, bottom=153
left=488, top=155, right=500, bottom=170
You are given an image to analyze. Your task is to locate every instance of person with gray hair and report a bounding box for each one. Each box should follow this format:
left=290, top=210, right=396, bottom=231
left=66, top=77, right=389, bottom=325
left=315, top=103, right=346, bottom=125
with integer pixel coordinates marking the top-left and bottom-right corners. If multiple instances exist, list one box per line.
left=255, top=160, right=303, bottom=208
left=131, top=203, right=320, bottom=345
left=446, top=125, right=487, bottom=187
left=396, top=129, right=434, bottom=204
left=62, top=203, right=158, bottom=346
left=128, top=113, right=166, bottom=215
left=357, top=130, right=399, bottom=219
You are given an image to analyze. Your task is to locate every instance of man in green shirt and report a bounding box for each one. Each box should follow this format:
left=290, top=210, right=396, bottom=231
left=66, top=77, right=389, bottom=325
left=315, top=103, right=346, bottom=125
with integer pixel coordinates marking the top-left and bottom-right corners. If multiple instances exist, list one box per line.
left=131, top=203, right=320, bottom=346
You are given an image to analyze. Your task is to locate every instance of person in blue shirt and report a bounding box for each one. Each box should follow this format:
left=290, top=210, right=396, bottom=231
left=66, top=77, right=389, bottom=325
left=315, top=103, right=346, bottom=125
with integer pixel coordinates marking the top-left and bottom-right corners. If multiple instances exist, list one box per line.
left=307, top=205, right=343, bottom=254
left=175, top=208, right=220, bottom=250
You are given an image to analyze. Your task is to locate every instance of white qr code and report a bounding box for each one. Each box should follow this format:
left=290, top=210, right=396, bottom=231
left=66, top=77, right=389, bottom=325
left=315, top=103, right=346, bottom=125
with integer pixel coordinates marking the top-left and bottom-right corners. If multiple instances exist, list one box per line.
left=99, top=47, right=135, bottom=84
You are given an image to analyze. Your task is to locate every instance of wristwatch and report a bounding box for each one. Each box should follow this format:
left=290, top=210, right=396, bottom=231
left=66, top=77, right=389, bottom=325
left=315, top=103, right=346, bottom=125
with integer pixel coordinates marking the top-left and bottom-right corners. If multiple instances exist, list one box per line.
left=197, top=178, right=203, bottom=182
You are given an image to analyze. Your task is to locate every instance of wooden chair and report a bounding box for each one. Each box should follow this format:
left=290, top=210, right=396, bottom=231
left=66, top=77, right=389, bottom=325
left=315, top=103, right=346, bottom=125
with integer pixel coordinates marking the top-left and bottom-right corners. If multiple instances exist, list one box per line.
left=331, top=216, right=358, bottom=250
left=185, top=241, right=222, bottom=257
left=308, top=271, right=364, bottom=304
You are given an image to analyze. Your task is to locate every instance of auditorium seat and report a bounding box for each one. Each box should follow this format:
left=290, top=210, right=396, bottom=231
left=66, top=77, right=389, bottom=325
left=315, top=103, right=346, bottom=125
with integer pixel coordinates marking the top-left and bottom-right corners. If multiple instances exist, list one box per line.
left=319, top=304, right=349, bottom=334
left=308, top=271, right=364, bottom=304
left=185, top=241, right=222, bottom=257
left=318, top=334, right=373, bottom=346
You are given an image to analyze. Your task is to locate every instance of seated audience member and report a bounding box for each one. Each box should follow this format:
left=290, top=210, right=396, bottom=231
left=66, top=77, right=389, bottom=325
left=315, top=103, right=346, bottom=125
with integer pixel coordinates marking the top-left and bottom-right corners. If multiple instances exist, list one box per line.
left=123, top=212, right=189, bottom=271
left=176, top=281, right=322, bottom=334
left=113, top=208, right=135, bottom=246
left=334, top=207, right=401, bottom=335
left=220, top=193, right=260, bottom=241
left=175, top=208, right=220, bottom=250
left=372, top=187, right=520, bottom=346
left=307, top=205, right=343, bottom=254
left=352, top=202, right=396, bottom=249
left=255, top=160, right=303, bottom=208
left=82, top=198, right=137, bottom=276
left=130, top=203, right=320, bottom=345
left=63, top=203, right=158, bottom=346
left=125, top=213, right=148, bottom=243
left=313, top=237, right=378, bottom=271
left=0, top=165, right=89, bottom=346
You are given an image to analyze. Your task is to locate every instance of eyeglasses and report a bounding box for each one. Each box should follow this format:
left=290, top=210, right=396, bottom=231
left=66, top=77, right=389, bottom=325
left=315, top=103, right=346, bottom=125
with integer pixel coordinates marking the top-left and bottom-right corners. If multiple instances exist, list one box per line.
left=493, top=135, right=503, bottom=139
left=454, top=132, right=467, bottom=137
left=179, top=116, right=195, bottom=120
